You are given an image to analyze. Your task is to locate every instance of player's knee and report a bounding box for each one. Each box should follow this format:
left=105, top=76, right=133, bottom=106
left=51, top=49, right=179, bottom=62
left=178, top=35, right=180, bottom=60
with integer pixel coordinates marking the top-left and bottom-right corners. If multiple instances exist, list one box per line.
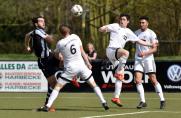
left=47, top=76, right=57, bottom=88
left=120, top=49, right=129, bottom=57
left=124, top=50, right=129, bottom=57
left=149, top=75, right=158, bottom=86
left=150, top=78, right=158, bottom=86
left=87, top=77, right=97, bottom=88
left=54, top=83, right=64, bottom=91
left=135, top=79, right=142, bottom=84
left=134, top=73, right=142, bottom=84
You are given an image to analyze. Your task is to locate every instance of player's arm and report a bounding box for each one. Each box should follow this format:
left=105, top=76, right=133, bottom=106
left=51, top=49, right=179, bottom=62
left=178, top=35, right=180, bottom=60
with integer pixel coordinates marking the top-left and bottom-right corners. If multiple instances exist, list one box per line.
left=138, top=41, right=158, bottom=57
left=54, top=45, right=64, bottom=61
left=44, top=34, right=54, bottom=44
left=127, top=29, right=153, bottom=47
left=35, top=30, right=54, bottom=44
left=54, top=51, right=63, bottom=62
left=80, top=46, right=92, bottom=69
left=99, top=23, right=116, bottom=33
left=24, top=31, right=32, bottom=52
left=53, top=48, right=64, bottom=68
left=136, top=39, right=153, bottom=47
left=99, top=26, right=108, bottom=32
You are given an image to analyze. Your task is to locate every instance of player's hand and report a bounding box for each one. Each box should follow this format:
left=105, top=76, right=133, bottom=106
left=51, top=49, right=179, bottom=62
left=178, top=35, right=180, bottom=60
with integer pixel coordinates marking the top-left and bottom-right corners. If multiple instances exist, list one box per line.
left=138, top=52, right=145, bottom=57
left=151, top=42, right=157, bottom=48
left=87, top=63, right=92, bottom=70
left=99, top=26, right=108, bottom=32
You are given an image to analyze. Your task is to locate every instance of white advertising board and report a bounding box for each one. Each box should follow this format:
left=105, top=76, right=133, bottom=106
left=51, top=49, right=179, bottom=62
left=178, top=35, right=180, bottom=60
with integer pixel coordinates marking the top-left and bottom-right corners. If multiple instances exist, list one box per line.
left=0, top=61, right=47, bottom=92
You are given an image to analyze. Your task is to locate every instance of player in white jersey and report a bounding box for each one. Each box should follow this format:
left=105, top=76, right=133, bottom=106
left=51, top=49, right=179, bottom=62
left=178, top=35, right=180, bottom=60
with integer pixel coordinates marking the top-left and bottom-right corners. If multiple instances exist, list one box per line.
left=134, top=16, right=165, bottom=109
left=39, top=25, right=109, bottom=112
left=99, top=14, right=153, bottom=107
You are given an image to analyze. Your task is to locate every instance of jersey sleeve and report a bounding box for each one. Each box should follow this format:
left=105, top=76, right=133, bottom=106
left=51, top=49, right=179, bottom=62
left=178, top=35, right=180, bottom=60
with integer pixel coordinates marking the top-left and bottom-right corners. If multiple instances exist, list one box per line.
left=106, top=23, right=118, bottom=32
left=74, top=34, right=82, bottom=46
left=35, top=29, right=46, bottom=38
left=150, top=31, right=158, bottom=43
left=126, top=28, right=140, bottom=42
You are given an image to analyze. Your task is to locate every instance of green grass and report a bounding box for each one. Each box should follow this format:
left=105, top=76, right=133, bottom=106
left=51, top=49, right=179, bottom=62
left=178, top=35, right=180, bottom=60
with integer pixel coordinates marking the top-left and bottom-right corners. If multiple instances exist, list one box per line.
left=0, top=53, right=181, bottom=61
left=0, top=53, right=36, bottom=60
left=155, top=56, right=181, bottom=61
left=0, top=92, right=180, bottom=118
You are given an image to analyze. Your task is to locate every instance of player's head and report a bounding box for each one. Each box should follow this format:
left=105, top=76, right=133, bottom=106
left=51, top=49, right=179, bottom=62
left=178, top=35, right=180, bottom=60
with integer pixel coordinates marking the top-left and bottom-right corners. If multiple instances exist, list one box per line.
left=59, top=25, right=71, bottom=37
left=32, top=16, right=45, bottom=29
left=119, top=13, right=130, bottom=28
left=139, top=16, right=149, bottom=31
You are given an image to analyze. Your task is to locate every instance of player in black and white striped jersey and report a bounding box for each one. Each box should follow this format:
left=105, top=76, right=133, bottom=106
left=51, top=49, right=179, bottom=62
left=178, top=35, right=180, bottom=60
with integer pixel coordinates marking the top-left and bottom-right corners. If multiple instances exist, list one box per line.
left=25, top=16, right=61, bottom=112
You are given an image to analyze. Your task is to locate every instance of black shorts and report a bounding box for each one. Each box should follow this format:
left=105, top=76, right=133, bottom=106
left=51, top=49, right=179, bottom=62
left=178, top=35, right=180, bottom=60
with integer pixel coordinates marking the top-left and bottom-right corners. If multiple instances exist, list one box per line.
left=37, top=54, right=61, bottom=78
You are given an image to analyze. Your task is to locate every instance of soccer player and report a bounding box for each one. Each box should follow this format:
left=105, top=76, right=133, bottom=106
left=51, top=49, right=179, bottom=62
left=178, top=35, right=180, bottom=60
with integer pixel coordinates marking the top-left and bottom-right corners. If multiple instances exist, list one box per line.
left=134, top=16, right=166, bottom=109
left=38, top=25, right=109, bottom=112
left=24, top=16, right=62, bottom=112
left=99, top=14, right=154, bottom=107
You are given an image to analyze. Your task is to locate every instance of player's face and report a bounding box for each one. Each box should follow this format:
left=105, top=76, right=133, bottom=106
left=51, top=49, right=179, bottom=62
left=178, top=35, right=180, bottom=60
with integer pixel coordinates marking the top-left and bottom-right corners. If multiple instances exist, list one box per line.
left=37, top=18, right=45, bottom=29
left=140, top=19, right=148, bottom=30
left=120, top=16, right=129, bottom=28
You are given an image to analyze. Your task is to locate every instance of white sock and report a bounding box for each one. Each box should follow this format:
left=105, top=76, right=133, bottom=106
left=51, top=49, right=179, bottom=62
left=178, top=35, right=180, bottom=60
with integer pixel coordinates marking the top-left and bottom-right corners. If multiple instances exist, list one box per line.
left=93, top=86, right=106, bottom=103
left=114, top=80, right=122, bottom=98
left=116, top=56, right=128, bottom=72
left=154, top=83, right=165, bottom=101
left=46, top=89, right=59, bottom=108
left=136, top=83, right=145, bottom=103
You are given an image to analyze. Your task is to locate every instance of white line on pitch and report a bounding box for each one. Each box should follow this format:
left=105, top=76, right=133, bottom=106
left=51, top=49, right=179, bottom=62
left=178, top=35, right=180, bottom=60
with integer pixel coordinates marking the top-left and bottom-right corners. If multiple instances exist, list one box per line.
left=80, top=111, right=181, bottom=118
left=80, top=111, right=151, bottom=118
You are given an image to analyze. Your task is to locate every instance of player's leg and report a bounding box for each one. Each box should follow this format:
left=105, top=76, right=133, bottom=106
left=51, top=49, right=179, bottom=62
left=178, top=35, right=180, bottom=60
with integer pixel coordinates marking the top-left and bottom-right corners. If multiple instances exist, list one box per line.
left=135, top=72, right=147, bottom=109
left=148, top=73, right=165, bottom=109
left=38, top=73, right=69, bottom=112
left=81, top=65, right=109, bottom=110
left=45, top=75, right=56, bottom=104
left=39, top=82, right=66, bottom=112
left=46, top=81, right=65, bottom=108
left=114, top=48, right=129, bottom=81
left=36, top=58, right=58, bottom=111
left=86, top=76, right=109, bottom=110
left=134, top=60, right=147, bottom=109
left=106, top=48, right=123, bottom=107
left=36, top=75, right=56, bottom=112
left=145, top=60, right=165, bottom=109
left=111, top=79, right=123, bottom=107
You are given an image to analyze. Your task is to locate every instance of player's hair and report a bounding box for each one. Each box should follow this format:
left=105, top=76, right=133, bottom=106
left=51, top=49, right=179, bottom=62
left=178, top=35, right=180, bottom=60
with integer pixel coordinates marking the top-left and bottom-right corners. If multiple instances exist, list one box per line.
left=139, top=16, right=149, bottom=21
left=32, top=16, right=44, bottom=27
left=59, top=25, right=71, bottom=36
left=120, top=13, right=130, bottom=21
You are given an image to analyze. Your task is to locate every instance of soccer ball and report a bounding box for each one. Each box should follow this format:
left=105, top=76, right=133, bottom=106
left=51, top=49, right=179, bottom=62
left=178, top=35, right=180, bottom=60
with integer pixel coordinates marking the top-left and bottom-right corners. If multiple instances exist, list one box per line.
left=71, top=4, right=83, bottom=17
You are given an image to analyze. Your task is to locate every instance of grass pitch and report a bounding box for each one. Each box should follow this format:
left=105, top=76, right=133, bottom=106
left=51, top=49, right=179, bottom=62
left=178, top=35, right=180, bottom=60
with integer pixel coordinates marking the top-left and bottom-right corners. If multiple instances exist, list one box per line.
left=0, top=92, right=180, bottom=118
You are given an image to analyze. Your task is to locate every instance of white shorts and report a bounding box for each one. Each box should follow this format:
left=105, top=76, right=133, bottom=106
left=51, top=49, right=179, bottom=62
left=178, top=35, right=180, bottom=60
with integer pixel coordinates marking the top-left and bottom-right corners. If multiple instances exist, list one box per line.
left=55, top=63, right=92, bottom=84
left=134, top=59, right=156, bottom=74
left=106, top=47, right=119, bottom=68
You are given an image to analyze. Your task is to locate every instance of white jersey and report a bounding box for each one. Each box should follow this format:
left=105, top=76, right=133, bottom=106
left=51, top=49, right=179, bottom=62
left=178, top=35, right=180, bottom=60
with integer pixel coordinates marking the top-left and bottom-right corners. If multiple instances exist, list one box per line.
left=55, top=34, right=84, bottom=68
left=106, top=23, right=140, bottom=48
left=135, top=28, right=158, bottom=60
